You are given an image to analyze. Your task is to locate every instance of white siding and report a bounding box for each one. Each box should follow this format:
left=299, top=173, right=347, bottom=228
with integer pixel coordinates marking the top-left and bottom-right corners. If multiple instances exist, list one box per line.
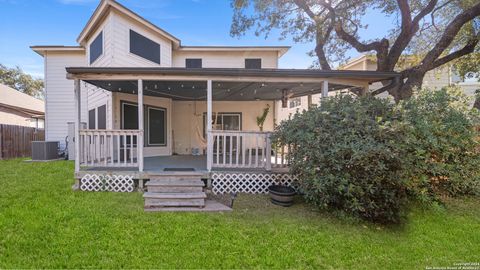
left=423, top=66, right=451, bottom=89
left=86, top=84, right=113, bottom=129
left=44, top=51, right=87, bottom=148
left=110, top=11, right=172, bottom=67
left=87, top=12, right=114, bottom=67
left=172, top=51, right=278, bottom=68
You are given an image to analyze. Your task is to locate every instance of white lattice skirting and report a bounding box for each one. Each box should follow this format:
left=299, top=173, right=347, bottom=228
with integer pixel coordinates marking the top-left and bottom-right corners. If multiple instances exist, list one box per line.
left=212, top=172, right=297, bottom=194
left=80, top=174, right=135, bottom=192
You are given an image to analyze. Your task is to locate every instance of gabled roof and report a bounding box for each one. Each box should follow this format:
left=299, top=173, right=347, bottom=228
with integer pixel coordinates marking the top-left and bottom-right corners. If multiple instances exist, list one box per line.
left=76, top=0, right=181, bottom=47
left=0, top=84, right=44, bottom=115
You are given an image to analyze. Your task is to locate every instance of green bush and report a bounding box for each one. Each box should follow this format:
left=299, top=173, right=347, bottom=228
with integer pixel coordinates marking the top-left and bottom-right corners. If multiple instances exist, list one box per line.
left=399, top=87, right=480, bottom=201
left=273, top=87, right=480, bottom=223
left=272, top=95, right=409, bottom=223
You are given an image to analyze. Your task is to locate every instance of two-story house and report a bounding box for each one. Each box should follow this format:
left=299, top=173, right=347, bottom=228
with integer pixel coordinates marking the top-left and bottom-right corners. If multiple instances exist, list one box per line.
left=31, top=0, right=399, bottom=210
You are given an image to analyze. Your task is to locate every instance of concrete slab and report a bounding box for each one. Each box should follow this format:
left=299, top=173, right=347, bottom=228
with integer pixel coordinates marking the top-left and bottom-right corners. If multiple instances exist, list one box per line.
left=144, top=199, right=232, bottom=212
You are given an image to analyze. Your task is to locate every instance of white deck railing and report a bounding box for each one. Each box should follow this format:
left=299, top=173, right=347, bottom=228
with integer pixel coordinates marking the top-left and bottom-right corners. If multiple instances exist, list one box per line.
left=208, top=130, right=289, bottom=170
left=79, top=129, right=142, bottom=168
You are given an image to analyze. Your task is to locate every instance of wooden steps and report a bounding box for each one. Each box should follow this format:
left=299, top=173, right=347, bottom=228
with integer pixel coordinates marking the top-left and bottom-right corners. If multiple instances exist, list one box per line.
left=143, top=173, right=207, bottom=210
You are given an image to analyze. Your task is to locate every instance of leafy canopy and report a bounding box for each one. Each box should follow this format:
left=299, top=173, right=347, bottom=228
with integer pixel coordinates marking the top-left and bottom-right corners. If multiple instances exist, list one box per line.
left=0, top=64, right=44, bottom=99
left=231, top=0, right=480, bottom=100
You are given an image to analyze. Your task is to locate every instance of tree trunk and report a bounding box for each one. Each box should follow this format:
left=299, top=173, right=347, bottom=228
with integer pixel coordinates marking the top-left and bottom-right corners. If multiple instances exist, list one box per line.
left=315, top=43, right=332, bottom=70
left=388, top=72, right=426, bottom=102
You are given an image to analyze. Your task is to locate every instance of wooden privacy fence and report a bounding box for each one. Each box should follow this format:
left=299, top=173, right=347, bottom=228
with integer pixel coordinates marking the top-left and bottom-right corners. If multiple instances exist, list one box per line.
left=0, top=124, right=45, bottom=159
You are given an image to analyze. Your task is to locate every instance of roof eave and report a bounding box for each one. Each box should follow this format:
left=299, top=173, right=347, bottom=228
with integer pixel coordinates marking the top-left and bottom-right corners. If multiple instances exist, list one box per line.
left=30, top=46, right=85, bottom=57
left=65, top=67, right=400, bottom=84
left=177, top=46, right=291, bottom=58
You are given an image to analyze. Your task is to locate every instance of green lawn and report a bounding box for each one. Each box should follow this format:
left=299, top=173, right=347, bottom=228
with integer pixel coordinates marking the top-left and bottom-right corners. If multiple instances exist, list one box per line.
left=0, top=159, right=479, bottom=269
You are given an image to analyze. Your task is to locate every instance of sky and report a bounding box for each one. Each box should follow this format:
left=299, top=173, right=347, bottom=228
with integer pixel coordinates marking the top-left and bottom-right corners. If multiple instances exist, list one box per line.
left=0, top=0, right=394, bottom=78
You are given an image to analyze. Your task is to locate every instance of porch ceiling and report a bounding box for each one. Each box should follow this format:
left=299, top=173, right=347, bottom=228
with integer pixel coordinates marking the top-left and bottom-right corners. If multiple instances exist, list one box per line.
left=84, top=80, right=350, bottom=101
left=68, top=67, right=401, bottom=101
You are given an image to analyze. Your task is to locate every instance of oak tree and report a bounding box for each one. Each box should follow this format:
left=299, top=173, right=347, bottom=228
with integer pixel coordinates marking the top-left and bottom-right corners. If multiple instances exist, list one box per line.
left=231, top=0, right=480, bottom=101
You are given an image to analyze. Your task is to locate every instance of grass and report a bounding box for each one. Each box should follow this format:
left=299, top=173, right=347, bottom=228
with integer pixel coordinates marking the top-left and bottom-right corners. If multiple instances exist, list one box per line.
left=0, top=159, right=479, bottom=269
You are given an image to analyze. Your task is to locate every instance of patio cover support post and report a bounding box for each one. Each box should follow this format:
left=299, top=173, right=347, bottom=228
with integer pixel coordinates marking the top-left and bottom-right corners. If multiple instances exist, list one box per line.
left=207, top=79, right=213, bottom=172
left=321, top=80, right=329, bottom=98
left=138, top=79, right=144, bottom=174
left=74, top=79, right=81, bottom=173
left=307, top=95, right=312, bottom=107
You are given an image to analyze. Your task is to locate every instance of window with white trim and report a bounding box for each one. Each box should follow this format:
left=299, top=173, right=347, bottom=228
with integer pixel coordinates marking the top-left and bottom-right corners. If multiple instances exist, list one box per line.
left=89, top=31, right=103, bottom=64
left=289, top=97, right=302, bottom=108
left=121, top=101, right=167, bottom=147
left=147, top=107, right=166, bottom=146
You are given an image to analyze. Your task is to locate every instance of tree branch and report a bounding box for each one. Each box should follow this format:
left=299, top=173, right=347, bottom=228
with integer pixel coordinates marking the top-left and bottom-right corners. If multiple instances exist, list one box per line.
left=293, top=0, right=318, bottom=22
left=421, top=2, right=480, bottom=68
left=386, top=0, right=438, bottom=70
left=431, top=37, right=480, bottom=69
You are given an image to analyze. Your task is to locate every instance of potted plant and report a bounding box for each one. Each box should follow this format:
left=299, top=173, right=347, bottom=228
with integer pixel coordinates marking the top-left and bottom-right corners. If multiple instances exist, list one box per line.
left=268, top=184, right=296, bottom=207
left=256, top=104, right=270, bottom=131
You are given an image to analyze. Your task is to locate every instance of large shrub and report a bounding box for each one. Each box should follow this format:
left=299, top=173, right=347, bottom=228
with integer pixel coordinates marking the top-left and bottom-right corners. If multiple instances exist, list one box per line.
left=273, top=95, right=409, bottom=223
left=399, top=87, right=480, bottom=201
left=273, top=88, right=480, bottom=224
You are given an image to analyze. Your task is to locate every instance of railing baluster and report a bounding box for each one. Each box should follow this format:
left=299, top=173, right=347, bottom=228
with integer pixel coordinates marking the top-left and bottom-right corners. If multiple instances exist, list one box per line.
left=255, top=135, right=259, bottom=167
left=242, top=134, right=246, bottom=167
left=215, top=135, right=219, bottom=165
left=260, top=134, right=264, bottom=166
left=222, top=134, right=226, bottom=166
left=103, top=132, right=107, bottom=166
left=109, top=134, right=114, bottom=165
left=116, top=134, right=120, bottom=165
left=265, top=133, right=272, bottom=171
left=229, top=135, right=233, bottom=167
left=122, top=133, right=127, bottom=166
left=130, top=134, right=134, bottom=165
left=235, top=134, right=239, bottom=167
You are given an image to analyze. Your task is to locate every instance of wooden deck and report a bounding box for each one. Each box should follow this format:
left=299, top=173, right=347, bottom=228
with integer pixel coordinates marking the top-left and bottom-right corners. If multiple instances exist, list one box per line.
left=75, top=155, right=288, bottom=179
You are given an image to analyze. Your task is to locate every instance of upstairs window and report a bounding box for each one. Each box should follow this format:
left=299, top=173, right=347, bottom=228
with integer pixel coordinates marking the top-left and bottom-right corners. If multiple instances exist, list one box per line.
left=186, top=58, right=202, bottom=68
left=245, top=58, right=262, bottom=69
left=289, top=97, right=302, bottom=109
left=89, top=31, right=103, bottom=64
left=129, top=30, right=161, bottom=64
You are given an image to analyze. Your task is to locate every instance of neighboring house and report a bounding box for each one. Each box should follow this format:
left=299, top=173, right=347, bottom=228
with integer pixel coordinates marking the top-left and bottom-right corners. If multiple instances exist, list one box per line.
left=0, top=84, right=44, bottom=128
left=31, top=0, right=398, bottom=209
left=275, top=54, right=480, bottom=123
left=340, top=54, right=480, bottom=97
